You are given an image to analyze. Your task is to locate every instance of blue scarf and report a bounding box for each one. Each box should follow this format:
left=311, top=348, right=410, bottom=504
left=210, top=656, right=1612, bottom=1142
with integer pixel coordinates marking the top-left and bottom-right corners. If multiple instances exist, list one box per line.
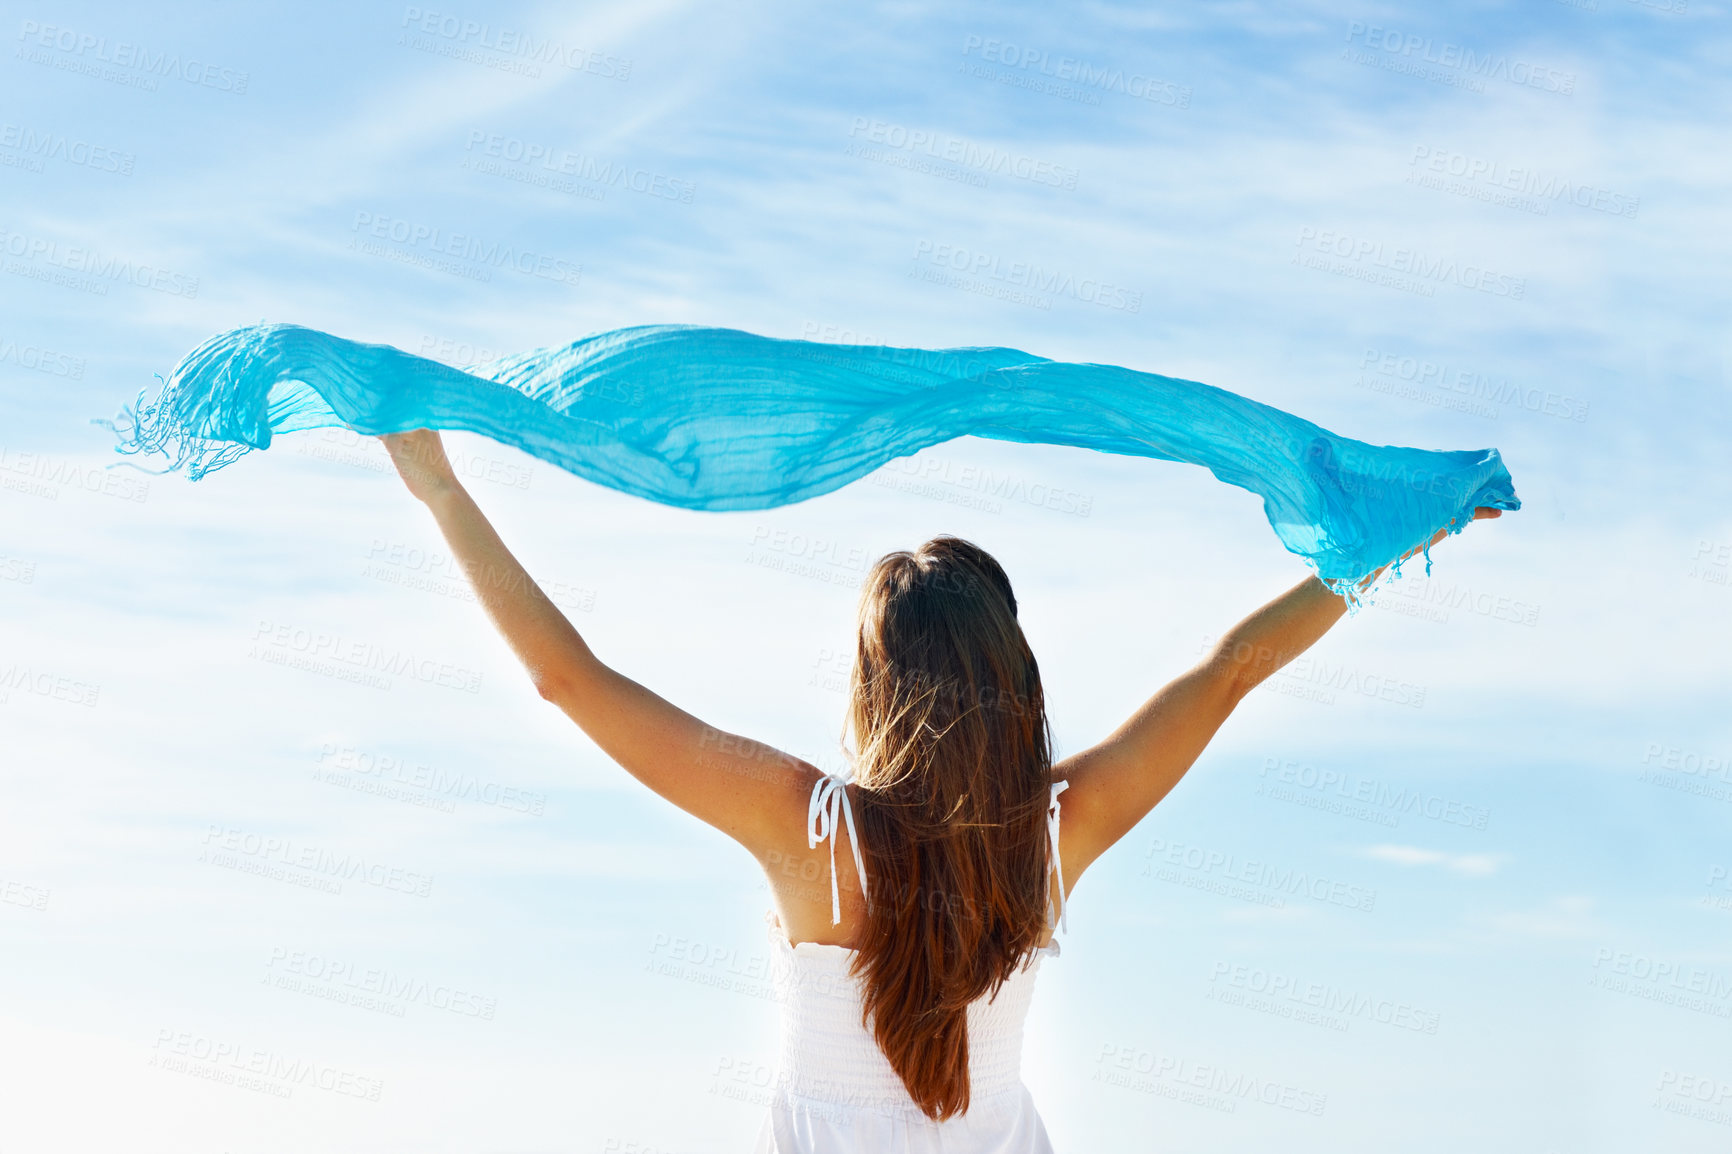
left=103, top=322, right=1519, bottom=600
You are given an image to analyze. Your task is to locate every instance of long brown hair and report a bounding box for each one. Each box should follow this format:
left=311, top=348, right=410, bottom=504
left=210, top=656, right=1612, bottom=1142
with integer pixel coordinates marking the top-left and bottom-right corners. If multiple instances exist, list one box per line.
left=843, top=535, right=1055, bottom=1121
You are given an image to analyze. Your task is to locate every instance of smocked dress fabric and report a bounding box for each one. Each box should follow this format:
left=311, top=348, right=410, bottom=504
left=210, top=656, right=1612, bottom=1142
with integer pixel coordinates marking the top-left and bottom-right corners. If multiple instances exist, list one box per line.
left=751, top=777, right=1070, bottom=1152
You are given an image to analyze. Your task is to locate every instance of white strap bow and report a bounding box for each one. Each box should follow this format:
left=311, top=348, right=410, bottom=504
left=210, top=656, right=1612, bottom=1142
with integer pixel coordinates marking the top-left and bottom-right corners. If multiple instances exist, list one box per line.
left=1048, top=779, right=1070, bottom=934
left=809, top=773, right=871, bottom=926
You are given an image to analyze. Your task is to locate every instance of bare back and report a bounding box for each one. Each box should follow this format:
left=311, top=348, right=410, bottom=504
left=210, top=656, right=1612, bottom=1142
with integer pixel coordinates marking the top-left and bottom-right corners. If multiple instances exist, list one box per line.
left=762, top=770, right=1084, bottom=952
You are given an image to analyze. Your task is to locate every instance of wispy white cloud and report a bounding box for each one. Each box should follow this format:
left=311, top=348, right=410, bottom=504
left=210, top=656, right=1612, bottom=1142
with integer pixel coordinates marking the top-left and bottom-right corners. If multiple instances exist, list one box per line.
left=1360, top=843, right=1507, bottom=876
left=1480, top=894, right=1600, bottom=939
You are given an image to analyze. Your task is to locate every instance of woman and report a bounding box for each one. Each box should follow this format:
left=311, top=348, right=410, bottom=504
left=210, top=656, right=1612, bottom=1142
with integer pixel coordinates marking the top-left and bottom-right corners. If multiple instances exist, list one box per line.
left=380, top=428, right=1500, bottom=1151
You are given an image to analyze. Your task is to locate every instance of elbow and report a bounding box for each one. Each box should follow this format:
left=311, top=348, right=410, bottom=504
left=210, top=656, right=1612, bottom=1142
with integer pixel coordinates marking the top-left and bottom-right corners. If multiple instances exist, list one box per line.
left=1205, top=638, right=1261, bottom=705
left=1222, top=668, right=1256, bottom=708
left=533, top=672, right=568, bottom=705
left=1212, top=666, right=1254, bottom=711
left=532, top=650, right=602, bottom=708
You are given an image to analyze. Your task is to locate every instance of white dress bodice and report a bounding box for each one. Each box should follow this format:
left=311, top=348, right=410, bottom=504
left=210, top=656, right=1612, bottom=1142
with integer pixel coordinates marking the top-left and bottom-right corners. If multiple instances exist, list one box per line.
left=751, top=777, right=1069, bottom=1152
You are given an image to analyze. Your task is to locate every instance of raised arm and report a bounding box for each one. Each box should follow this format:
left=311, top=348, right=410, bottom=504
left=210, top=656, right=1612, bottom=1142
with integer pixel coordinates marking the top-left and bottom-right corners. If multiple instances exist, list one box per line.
left=380, top=430, right=815, bottom=855
left=1054, top=509, right=1502, bottom=888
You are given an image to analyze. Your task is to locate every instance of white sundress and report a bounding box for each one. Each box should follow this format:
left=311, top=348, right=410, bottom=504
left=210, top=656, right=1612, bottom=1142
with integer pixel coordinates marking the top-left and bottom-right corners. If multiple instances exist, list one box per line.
left=752, top=775, right=1070, bottom=1153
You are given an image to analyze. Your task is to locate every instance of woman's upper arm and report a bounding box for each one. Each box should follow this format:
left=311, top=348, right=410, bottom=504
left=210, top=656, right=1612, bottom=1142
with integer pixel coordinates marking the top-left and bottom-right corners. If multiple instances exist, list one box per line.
left=1054, top=657, right=1248, bottom=886
left=539, top=659, right=816, bottom=857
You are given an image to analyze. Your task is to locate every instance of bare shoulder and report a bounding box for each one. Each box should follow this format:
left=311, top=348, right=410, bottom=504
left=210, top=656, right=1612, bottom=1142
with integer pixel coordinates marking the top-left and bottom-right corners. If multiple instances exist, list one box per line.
left=1047, top=658, right=1245, bottom=889
left=758, top=770, right=876, bottom=949
left=1051, top=750, right=1112, bottom=898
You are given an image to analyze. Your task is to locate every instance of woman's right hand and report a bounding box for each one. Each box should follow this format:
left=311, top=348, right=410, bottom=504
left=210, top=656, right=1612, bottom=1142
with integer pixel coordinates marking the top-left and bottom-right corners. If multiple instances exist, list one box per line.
left=1370, top=506, right=1504, bottom=583
left=1427, top=504, right=1503, bottom=548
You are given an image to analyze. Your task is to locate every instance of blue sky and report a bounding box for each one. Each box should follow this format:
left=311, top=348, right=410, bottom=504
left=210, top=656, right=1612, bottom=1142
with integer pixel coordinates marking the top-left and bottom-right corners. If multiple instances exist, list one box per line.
left=1, top=2, right=1729, bottom=1150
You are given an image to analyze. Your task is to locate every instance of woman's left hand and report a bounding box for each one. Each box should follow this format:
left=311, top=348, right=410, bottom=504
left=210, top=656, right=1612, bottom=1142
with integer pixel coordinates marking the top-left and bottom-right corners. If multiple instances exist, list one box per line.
left=380, top=429, right=459, bottom=503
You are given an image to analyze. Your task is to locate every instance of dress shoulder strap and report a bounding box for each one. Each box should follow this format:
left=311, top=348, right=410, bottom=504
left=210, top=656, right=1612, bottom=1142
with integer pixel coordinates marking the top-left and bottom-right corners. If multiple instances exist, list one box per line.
left=807, top=774, right=1063, bottom=932
left=1048, top=779, right=1070, bottom=935
left=809, top=772, right=871, bottom=926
